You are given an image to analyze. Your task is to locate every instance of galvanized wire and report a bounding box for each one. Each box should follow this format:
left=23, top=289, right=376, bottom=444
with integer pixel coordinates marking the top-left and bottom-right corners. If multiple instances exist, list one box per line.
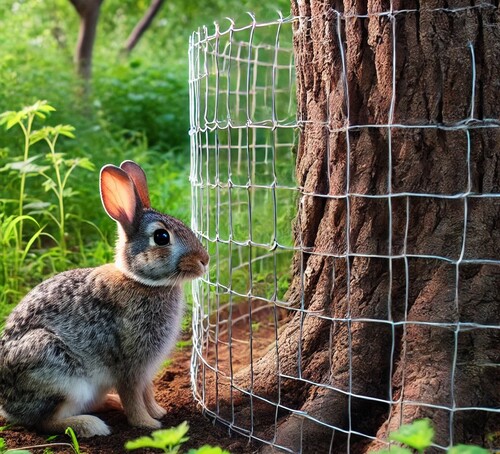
left=189, top=6, right=500, bottom=453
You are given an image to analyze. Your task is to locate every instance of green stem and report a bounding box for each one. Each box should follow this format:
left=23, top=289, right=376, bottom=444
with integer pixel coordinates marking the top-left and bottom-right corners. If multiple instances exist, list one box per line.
left=18, top=114, right=34, bottom=248
left=46, top=134, right=66, bottom=255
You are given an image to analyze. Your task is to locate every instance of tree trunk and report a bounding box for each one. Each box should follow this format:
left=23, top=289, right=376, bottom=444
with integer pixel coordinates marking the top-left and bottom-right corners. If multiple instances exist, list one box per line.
left=239, top=1, right=500, bottom=452
left=123, top=0, right=165, bottom=54
left=69, top=0, right=103, bottom=81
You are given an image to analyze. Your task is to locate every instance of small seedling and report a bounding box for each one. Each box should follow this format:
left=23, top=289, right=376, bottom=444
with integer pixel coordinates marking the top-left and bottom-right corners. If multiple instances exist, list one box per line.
left=187, top=447, right=230, bottom=454
left=0, top=436, right=31, bottom=454
left=125, top=421, right=189, bottom=453
left=176, top=339, right=192, bottom=349
left=0, top=427, right=81, bottom=454
left=65, top=427, right=81, bottom=454
left=447, top=446, right=491, bottom=454
left=375, top=419, right=490, bottom=454
left=125, top=421, right=230, bottom=454
left=389, top=419, right=434, bottom=453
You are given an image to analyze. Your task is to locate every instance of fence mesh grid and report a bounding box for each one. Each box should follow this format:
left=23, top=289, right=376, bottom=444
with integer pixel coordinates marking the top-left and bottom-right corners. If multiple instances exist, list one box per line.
left=189, top=6, right=499, bottom=453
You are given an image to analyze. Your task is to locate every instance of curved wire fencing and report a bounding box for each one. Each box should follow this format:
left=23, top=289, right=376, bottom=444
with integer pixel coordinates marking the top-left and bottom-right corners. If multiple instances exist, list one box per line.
left=189, top=7, right=500, bottom=453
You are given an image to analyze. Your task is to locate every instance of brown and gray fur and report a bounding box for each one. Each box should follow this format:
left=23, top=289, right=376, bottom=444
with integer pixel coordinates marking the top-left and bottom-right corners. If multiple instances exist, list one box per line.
left=0, top=161, right=209, bottom=437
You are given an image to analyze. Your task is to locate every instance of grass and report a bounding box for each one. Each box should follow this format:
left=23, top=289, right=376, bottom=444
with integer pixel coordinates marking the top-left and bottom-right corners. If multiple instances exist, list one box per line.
left=0, top=100, right=192, bottom=323
left=0, top=0, right=291, bottom=326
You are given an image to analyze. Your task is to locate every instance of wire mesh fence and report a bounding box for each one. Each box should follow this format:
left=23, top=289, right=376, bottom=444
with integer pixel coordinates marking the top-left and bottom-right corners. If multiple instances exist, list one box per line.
left=189, top=6, right=500, bottom=453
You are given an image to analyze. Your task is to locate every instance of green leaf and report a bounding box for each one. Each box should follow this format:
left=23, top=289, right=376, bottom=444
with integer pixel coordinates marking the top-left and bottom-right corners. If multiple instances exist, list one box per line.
left=25, top=100, right=53, bottom=113
left=45, top=152, right=65, bottom=166
left=65, top=426, right=80, bottom=454
left=374, top=448, right=412, bottom=454
left=125, top=435, right=167, bottom=451
left=56, top=124, right=76, bottom=138
left=42, top=179, right=57, bottom=193
left=30, top=128, right=50, bottom=145
left=21, top=224, right=46, bottom=263
left=75, top=157, right=95, bottom=171
left=64, top=157, right=95, bottom=171
left=389, top=419, right=434, bottom=453
left=176, top=339, right=192, bottom=348
left=125, top=421, right=190, bottom=451
left=24, top=201, right=51, bottom=211
left=62, top=188, right=78, bottom=198
left=448, top=445, right=490, bottom=454
left=187, top=446, right=231, bottom=454
left=0, top=111, right=20, bottom=129
left=5, top=156, right=49, bottom=174
left=3, top=215, right=39, bottom=241
left=35, top=101, right=56, bottom=114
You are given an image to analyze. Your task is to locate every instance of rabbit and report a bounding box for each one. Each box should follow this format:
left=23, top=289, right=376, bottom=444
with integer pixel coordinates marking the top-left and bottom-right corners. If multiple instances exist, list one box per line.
left=0, top=160, right=209, bottom=438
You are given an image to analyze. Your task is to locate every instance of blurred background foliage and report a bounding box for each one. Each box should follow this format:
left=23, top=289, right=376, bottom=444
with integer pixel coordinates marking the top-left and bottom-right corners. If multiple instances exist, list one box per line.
left=0, top=0, right=290, bottom=320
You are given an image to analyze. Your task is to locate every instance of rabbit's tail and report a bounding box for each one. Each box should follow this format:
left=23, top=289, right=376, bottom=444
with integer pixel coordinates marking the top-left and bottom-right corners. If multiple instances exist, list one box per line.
left=39, top=414, right=111, bottom=438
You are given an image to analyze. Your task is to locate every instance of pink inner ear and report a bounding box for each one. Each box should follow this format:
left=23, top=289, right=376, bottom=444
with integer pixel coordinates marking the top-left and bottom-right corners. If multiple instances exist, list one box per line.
left=101, top=167, right=137, bottom=227
left=120, top=161, right=151, bottom=209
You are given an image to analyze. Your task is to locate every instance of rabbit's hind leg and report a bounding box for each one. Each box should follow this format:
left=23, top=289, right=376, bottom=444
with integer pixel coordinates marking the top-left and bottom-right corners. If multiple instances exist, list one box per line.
left=1, top=330, right=110, bottom=437
left=38, top=381, right=112, bottom=437
left=39, top=377, right=114, bottom=437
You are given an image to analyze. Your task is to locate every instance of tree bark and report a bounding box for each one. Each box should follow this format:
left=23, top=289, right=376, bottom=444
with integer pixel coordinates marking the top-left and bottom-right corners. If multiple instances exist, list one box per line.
left=69, top=0, right=103, bottom=80
left=123, top=0, right=165, bottom=54
left=236, top=1, right=500, bottom=452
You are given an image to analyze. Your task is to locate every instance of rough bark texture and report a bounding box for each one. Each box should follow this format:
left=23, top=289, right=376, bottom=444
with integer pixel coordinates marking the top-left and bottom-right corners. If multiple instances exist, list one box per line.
left=240, top=1, right=500, bottom=452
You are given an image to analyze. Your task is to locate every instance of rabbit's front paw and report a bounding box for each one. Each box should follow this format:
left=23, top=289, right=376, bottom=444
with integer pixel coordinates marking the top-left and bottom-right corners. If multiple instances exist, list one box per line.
left=77, top=415, right=112, bottom=437
left=128, top=413, right=162, bottom=430
left=147, top=401, right=167, bottom=420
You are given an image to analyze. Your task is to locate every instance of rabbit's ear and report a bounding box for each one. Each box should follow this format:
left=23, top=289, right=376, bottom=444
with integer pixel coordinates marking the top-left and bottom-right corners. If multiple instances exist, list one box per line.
left=100, top=165, right=140, bottom=234
left=120, top=160, right=151, bottom=209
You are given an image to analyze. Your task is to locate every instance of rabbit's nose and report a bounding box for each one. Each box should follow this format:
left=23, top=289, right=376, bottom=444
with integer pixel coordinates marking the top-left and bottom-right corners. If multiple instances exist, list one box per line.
left=199, top=250, right=210, bottom=268
left=199, top=256, right=209, bottom=273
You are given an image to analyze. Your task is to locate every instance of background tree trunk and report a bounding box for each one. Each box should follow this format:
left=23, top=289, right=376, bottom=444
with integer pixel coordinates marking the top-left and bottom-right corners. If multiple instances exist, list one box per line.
left=69, top=0, right=103, bottom=81
left=238, top=1, right=500, bottom=452
left=123, top=0, right=165, bottom=54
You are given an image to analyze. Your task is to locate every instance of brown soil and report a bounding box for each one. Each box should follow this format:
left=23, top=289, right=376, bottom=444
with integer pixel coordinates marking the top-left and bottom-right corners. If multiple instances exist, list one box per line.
left=0, top=332, right=260, bottom=454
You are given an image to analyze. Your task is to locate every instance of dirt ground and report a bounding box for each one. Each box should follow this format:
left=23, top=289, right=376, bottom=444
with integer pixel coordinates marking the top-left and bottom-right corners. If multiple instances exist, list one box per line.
left=0, top=333, right=260, bottom=454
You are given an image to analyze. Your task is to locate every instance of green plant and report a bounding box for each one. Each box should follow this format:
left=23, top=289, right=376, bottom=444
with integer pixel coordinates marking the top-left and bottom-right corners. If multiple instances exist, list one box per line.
left=0, top=101, right=55, bottom=247
left=0, top=213, right=45, bottom=321
left=0, top=102, right=99, bottom=317
left=0, top=427, right=82, bottom=454
left=31, top=124, right=94, bottom=254
left=125, top=421, right=229, bottom=454
left=64, top=427, right=81, bottom=454
left=125, top=421, right=189, bottom=453
left=1, top=102, right=95, bottom=257
left=188, top=447, right=230, bottom=454
left=375, top=419, right=490, bottom=454
left=0, top=436, right=31, bottom=454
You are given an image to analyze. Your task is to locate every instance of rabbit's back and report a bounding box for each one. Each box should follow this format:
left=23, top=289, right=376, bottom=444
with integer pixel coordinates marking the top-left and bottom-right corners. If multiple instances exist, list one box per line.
left=2, top=265, right=183, bottom=368
left=2, top=268, right=121, bottom=361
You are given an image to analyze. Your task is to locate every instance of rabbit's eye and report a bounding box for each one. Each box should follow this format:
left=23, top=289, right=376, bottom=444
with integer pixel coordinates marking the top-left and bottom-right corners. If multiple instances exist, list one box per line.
left=153, top=229, right=170, bottom=246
